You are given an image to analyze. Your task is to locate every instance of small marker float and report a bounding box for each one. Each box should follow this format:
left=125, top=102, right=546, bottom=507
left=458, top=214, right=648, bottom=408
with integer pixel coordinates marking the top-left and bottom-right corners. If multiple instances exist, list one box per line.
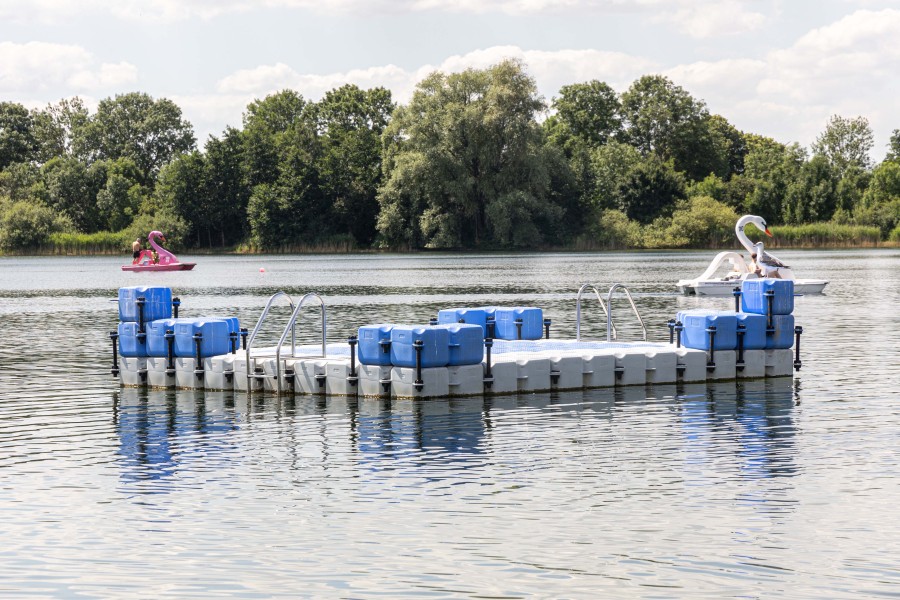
left=122, top=231, right=196, bottom=272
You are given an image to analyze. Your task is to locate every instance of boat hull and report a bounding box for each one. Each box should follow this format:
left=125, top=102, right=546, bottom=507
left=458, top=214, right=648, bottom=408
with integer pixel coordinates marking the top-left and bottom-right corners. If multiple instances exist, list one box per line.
left=678, top=279, right=828, bottom=296
left=122, top=263, right=196, bottom=272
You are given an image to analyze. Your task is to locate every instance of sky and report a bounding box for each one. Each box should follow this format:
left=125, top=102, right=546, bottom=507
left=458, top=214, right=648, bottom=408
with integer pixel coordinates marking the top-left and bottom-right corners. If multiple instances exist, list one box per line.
left=1, top=0, right=899, bottom=159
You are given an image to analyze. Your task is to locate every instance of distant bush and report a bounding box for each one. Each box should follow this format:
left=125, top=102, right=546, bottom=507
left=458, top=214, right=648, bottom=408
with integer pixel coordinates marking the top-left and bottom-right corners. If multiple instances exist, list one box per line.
left=46, top=231, right=128, bottom=254
left=662, top=196, right=738, bottom=248
left=889, top=225, right=900, bottom=242
left=0, top=200, right=73, bottom=252
left=577, top=209, right=643, bottom=249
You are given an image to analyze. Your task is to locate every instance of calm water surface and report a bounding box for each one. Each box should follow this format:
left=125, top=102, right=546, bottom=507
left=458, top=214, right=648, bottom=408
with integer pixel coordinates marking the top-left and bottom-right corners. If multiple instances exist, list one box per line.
left=0, top=250, right=898, bottom=598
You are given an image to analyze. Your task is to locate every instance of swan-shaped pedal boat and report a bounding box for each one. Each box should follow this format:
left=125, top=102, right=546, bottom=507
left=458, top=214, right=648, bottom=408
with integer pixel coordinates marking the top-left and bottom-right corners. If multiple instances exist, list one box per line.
left=122, top=231, right=196, bottom=272
left=676, top=215, right=828, bottom=296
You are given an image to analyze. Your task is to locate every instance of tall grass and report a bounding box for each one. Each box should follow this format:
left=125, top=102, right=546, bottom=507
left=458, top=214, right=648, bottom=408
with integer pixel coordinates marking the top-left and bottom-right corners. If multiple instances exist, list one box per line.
left=757, top=223, right=882, bottom=248
left=44, top=231, right=129, bottom=255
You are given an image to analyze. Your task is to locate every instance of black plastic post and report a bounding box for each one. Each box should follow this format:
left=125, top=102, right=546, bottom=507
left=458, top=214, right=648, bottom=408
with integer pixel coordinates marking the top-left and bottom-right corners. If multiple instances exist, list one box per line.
left=667, top=319, right=675, bottom=344
left=136, top=296, right=146, bottom=334
left=379, top=338, right=391, bottom=354
left=736, top=323, right=746, bottom=371
left=675, top=320, right=683, bottom=348
left=165, top=329, right=175, bottom=375
left=486, top=316, right=496, bottom=340
left=172, top=297, right=181, bottom=318
left=514, top=318, right=523, bottom=340
left=413, top=339, right=424, bottom=391
left=229, top=331, right=238, bottom=354
left=706, top=325, right=717, bottom=370
left=347, top=336, right=358, bottom=386
left=733, top=287, right=742, bottom=312
left=240, top=327, right=248, bottom=350
left=429, top=317, right=438, bottom=325
left=109, top=331, right=120, bottom=377
left=543, top=318, right=551, bottom=339
left=193, top=332, right=204, bottom=380
left=765, top=289, right=775, bottom=332
left=794, top=325, right=803, bottom=371
left=484, top=338, right=493, bottom=390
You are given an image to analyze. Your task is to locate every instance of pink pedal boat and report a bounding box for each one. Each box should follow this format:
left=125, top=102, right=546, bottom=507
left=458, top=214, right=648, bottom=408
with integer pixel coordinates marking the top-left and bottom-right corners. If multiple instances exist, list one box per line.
left=122, top=230, right=196, bottom=272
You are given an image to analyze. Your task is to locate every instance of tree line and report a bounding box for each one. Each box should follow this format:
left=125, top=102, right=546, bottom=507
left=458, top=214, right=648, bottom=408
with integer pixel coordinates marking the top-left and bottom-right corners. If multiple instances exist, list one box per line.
left=1, top=59, right=899, bottom=253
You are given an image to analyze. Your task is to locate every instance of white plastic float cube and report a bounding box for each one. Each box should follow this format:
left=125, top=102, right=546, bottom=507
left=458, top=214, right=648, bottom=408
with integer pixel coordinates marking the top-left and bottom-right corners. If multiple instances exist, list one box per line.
left=325, top=358, right=358, bottom=397
left=391, top=366, right=450, bottom=399
left=483, top=359, right=518, bottom=395
left=674, top=348, right=707, bottom=383
left=175, top=357, right=205, bottom=390
left=146, top=356, right=176, bottom=389
left=706, top=350, right=737, bottom=380
left=561, top=351, right=616, bottom=388
left=736, top=349, right=766, bottom=379
left=447, top=364, right=484, bottom=397
left=359, top=363, right=392, bottom=397
left=119, top=356, right=148, bottom=387
left=613, top=351, right=646, bottom=386
left=765, top=349, right=794, bottom=377
left=204, top=354, right=236, bottom=391
left=260, top=357, right=297, bottom=394
left=291, top=358, right=329, bottom=395
left=502, top=354, right=552, bottom=393
left=232, top=355, right=265, bottom=392
left=617, top=348, right=677, bottom=384
left=548, top=355, right=584, bottom=391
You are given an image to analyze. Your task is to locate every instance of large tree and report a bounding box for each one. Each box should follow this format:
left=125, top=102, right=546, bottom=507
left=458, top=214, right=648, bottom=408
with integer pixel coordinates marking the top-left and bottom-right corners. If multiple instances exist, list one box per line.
left=811, top=114, right=874, bottom=178
left=620, top=75, right=725, bottom=181
left=313, top=84, right=394, bottom=245
left=75, top=92, right=195, bottom=186
left=742, top=134, right=805, bottom=223
left=377, top=59, right=564, bottom=249
left=545, top=80, right=621, bottom=151
left=31, top=98, right=89, bottom=164
left=0, top=102, right=37, bottom=170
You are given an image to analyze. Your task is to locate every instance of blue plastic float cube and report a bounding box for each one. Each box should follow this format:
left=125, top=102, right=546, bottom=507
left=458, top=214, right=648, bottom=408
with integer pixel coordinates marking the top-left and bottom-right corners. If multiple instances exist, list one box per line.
left=493, top=307, right=543, bottom=340
left=767, top=314, right=795, bottom=349
left=118, top=286, right=172, bottom=323
left=434, top=323, right=484, bottom=366
left=118, top=321, right=148, bottom=357
left=437, top=307, right=494, bottom=338
left=733, top=312, right=768, bottom=350
left=741, top=279, right=794, bottom=315
left=146, top=318, right=180, bottom=357
left=390, top=326, right=450, bottom=368
left=358, top=324, right=394, bottom=366
left=174, top=318, right=231, bottom=358
left=677, top=310, right=737, bottom=351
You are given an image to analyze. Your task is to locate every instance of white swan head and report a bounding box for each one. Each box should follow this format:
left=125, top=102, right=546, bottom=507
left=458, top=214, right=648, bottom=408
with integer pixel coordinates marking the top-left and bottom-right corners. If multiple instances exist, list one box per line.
left=737, top=215, right=773, bottom=238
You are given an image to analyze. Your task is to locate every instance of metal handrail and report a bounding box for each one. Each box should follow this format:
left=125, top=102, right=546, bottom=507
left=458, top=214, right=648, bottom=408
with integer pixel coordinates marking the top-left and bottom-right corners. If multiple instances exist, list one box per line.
left=274, top=292, right=327, bottom=394
left=245, top=291, right=296, bottom=389
left=576, top=283, right=617, bottom=341
left=606, top=283, right=647, bottom=342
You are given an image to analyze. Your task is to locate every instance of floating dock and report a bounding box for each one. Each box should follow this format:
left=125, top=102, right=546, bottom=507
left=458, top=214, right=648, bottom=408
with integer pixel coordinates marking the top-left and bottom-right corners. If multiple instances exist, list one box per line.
left=110, top=282, right=803, bottom=399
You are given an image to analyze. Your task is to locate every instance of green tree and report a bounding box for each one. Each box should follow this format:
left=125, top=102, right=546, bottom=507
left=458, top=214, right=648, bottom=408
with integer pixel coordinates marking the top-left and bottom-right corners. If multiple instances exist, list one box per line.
left=93, top=157, right=145, bottom=231
left=811, top=115, right=874, bottom=178
left=616, top=155, right=685, bottom=224
left=314, top=84, right=394, bottom=245
left=0, top=199, right=71, bottom=250
left=204, top=127, right=250, bottom=247
left=378, top=60, right=563, bottom=249
left=665, top=196, right=738, bottom=247
left=783, top=154, right=837, bottom=224
left=0, top=162, right=42, bottom=202
left=242, top=90, right=308, bottom=188
left=620, top=75, right=724, bottom=181
left=155, top=151, right=210, bottom=246
left=586, top=140, right=641, bottom=210
left=545, top=80, right=621, bottom=151
left=39, top=156, right=104, bottom=232
left=886, top=129, right=900, bottom=163
left=742, top=135, right=805, bottom=223
left=76, top=92, right=195, bottom=186
left=0, top=102, right=37, bottom=170
left=31, top=98, right=89, bottom=163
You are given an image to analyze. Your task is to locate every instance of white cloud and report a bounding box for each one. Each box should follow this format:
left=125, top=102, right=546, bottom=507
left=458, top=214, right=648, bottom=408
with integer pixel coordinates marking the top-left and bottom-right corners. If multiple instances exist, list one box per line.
left=0, top=42, right=137, bottom=94
left=663, top=0, right=768, bottom=38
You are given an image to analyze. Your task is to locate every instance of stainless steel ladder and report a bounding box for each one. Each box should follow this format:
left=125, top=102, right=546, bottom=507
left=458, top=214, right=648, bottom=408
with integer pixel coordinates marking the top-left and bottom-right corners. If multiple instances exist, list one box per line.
left=245, top=291, right=296, bottom=389
left=575, top=283, right=647, bottom=342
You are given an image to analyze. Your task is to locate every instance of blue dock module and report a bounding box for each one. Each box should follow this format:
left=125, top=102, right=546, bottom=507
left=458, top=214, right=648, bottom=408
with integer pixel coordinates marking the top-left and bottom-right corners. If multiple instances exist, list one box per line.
left=146, top=318, right=181, bottom=357
left=434, top=323, right=484, bottom=366
left=767, top=314, right=795, bottom=349
left=677, top=310, right=738, bottom=350
left=117, top=321, right=148, bottom=357
left=173, top=318, right=231, bottom=357
left=118, top=286, right=173, bottom=323
left=741, top=279, right=795, bottom=315
left=494, top=307, right=544, bottom=340
left=390, top=326, right=450, bottom=368
left=358, top=324, right=395, bottom=366
left=437, top=307, right=494, bottom=338
left=732, top=312, right=768, bottom=350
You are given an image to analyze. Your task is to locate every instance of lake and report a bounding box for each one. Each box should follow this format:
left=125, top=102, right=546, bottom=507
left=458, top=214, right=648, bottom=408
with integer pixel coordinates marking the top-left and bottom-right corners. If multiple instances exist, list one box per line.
left=0, top=249, right=897, bottom=598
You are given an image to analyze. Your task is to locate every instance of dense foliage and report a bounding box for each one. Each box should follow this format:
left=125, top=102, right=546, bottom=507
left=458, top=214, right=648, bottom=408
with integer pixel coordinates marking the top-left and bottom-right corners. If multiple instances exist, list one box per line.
left=1, top=62, right=898, bottom=253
